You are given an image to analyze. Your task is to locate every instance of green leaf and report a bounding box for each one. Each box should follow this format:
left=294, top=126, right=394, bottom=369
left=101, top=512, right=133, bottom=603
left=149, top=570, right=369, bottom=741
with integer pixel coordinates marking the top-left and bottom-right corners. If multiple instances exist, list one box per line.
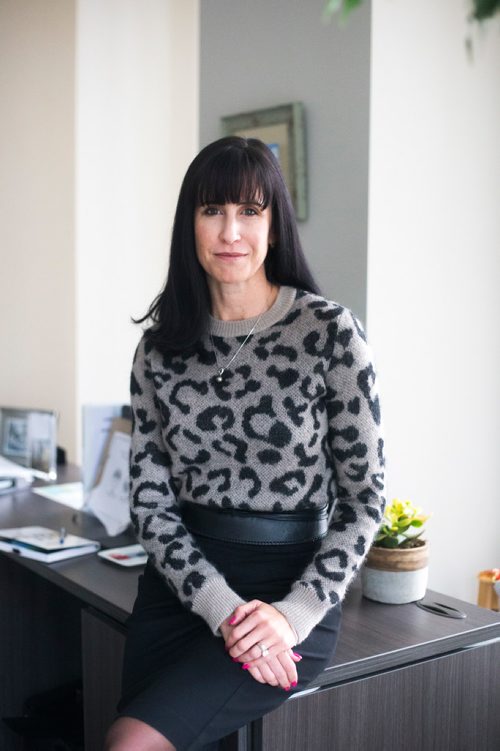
left=323, top=0, right=343, bottom=20
left=378, top=498, right=430, bottom=546
left=345, top=0, right=364, bottom=11
left=398, top=522, right=411, bottom=534
left=383, top=537, right=399, bottom=549
left=471, top=0, right=500, bottom=22
left=323, top=0, right=365, bottom=23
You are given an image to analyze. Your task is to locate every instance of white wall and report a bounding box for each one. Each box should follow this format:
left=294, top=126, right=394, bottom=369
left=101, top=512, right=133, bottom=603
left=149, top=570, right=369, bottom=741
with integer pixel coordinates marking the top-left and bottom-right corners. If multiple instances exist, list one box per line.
left=368, top=0, right=500, bottom=603
left=75, top=0, right=199, bottom=462
left=0, top=0, right=199, bottom=464
left=0, top=0, right=77, bottom=459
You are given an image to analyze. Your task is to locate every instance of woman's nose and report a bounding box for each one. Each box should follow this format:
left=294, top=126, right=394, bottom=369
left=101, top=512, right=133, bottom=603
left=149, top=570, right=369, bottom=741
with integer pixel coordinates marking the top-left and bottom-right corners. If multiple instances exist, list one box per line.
left=220, top=216, right=241, bottom=244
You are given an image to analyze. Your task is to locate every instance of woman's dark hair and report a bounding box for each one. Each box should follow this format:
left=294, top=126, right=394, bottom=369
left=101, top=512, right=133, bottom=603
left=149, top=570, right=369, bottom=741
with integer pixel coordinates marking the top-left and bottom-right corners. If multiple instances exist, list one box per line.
left=133, top=135, right=320, bottom=353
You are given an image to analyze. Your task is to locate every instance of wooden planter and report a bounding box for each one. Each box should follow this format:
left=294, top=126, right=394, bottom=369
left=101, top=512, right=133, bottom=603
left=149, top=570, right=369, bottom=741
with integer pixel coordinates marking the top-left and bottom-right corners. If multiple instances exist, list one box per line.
left=477, top=571, right=500, bottom=611
left=361, top=541, right=429, bottom=604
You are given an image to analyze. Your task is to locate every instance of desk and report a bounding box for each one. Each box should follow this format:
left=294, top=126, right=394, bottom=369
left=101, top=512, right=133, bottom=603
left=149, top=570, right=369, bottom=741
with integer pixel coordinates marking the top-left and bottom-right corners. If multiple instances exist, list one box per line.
left=1, top=467, right=499, bottom=751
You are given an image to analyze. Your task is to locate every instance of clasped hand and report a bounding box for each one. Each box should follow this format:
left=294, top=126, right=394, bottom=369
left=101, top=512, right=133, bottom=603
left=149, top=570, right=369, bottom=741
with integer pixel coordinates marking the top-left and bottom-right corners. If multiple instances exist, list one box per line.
left=220, top=600, right=301, bottom=690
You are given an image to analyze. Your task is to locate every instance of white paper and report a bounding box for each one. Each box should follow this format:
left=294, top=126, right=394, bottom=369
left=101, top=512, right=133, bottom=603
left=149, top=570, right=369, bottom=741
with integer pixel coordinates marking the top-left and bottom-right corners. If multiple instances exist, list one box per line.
left=82, top=404, right=125, bottom=497
left=33, top=482, right=84, bottom=510
left=86, top=431, right=131, bottom=536
left=98, top=544, right=147, bottom=567
left=0, top=526, right=92, bottom=551
left=0, top=455, right=34, bottom=480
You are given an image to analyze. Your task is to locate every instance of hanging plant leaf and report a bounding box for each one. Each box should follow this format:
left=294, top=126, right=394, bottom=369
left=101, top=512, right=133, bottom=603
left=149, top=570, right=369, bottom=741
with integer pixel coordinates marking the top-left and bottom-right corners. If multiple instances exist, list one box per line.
left=323, top=0, right=500, bottom=24
left=471, top=0, right=500, bottom=22
left=344, top=0, right=364, bottom=11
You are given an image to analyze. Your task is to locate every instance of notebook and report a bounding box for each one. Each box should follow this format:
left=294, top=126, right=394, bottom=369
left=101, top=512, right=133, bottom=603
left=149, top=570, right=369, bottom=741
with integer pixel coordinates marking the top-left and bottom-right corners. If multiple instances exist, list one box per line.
left=0, top=526, right=100, bottom=563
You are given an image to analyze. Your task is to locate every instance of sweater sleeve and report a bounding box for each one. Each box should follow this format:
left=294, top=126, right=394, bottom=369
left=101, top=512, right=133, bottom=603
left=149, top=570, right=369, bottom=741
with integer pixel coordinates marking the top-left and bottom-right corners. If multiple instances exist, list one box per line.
left=272, top=307, right=386, bottom=643
left=129, top=335, right=245, bottom=634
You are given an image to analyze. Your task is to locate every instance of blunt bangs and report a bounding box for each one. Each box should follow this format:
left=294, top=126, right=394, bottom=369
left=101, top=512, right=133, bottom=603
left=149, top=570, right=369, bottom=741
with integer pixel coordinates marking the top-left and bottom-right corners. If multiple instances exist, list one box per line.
left=132, top=135, right=320, bottom=354
left=193, top=141, right=276, bottom=210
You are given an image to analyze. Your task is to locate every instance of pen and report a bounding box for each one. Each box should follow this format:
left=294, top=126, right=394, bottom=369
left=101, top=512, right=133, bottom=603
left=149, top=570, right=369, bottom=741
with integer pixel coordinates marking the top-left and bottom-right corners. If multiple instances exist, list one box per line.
left=59, top=527, right=66, bottom=545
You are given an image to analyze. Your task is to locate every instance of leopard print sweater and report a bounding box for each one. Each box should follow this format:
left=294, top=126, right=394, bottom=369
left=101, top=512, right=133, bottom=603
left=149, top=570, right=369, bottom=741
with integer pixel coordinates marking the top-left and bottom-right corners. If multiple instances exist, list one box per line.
left=129, top=285, right=386, bottom=644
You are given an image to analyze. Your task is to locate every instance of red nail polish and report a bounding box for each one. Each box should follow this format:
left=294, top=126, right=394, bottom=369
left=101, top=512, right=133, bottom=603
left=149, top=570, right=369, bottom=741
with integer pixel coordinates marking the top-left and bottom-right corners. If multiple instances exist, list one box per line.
left=242, top=663, right=249, bottom=670
left=291, top=681, right=297, bottom=687
left=284, top=685, right=291, bottom=691
left=232, top=658, right=239, bottom=663
left=292, top=652, right=302, bottom=660
left=229, top=615, right=237, bottom=624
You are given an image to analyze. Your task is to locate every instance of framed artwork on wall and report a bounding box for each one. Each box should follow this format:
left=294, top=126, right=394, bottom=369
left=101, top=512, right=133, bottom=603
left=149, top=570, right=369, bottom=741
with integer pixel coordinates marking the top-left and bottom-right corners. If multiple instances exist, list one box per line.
left=221, top=102, right=307, bottom=221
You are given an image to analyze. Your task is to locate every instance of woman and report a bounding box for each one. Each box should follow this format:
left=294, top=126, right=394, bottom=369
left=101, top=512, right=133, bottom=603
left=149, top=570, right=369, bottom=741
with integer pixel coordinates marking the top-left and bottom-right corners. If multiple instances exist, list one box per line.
left=105, top=136, right=386, bottom=751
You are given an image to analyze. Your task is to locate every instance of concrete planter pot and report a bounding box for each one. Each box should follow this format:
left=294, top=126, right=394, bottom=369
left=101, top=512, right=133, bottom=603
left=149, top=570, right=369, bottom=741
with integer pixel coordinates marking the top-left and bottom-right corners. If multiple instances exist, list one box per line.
left=361, top=541, right=429, bottom=604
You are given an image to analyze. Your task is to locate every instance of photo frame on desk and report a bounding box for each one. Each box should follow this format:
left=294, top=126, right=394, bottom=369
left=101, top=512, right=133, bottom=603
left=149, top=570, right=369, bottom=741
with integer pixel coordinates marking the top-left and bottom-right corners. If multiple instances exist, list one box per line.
left=221, top=102, right=308, bottom=221
left=0, top=406, right=57, bottom=480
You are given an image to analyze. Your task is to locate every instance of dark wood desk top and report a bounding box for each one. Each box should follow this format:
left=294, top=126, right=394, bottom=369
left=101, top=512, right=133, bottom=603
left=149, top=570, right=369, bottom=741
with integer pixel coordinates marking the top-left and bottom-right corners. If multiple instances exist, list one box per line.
left=0, top=466, right=139, bottom=623
left=1, top=465, right=499, bottom=689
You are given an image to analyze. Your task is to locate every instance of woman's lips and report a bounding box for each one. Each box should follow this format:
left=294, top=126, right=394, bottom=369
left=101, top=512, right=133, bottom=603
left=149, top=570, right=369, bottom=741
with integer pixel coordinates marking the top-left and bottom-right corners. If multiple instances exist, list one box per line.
left=215, top=253, right=246, bottom=259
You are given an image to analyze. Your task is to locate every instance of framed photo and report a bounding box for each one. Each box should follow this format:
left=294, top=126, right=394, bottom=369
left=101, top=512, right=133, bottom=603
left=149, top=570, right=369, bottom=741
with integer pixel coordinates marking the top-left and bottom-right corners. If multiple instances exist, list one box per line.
left=0, top=407, right=58, bottom=479
left=221, top=102, right=307, bottom=221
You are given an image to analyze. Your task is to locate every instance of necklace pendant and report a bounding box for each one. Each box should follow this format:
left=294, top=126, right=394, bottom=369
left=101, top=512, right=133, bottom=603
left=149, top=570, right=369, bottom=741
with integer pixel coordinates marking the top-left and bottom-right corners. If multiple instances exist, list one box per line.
left=216, top=368, right=225, bottom=383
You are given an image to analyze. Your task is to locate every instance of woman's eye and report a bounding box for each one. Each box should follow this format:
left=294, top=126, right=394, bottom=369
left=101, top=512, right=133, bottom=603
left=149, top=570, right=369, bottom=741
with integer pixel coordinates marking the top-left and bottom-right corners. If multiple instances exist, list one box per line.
left=242, top=207, right=258, bottom=216
left=202, top=206, right=220, bottom=216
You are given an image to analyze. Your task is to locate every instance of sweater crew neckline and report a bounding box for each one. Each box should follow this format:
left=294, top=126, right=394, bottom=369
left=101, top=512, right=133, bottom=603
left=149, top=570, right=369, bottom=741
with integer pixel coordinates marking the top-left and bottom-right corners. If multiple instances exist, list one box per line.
left=208, top=285, right=297, bottom=338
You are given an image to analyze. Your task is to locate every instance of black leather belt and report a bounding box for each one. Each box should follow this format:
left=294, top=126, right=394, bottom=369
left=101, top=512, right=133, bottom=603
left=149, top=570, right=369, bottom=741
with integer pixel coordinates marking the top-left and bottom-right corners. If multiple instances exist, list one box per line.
left=181, top=501, right=329, bottom=546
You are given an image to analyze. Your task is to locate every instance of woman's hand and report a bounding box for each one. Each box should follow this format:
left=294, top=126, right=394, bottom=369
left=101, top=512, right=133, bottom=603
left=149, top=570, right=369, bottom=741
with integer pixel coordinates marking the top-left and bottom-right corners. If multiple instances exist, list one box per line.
left=245, top=650, right=300, bottom=691
left=219, top=616, right=234, bottom=643
left=220, top=607, right=302, bottom=690
left=224, top=600, right=297, bottom=666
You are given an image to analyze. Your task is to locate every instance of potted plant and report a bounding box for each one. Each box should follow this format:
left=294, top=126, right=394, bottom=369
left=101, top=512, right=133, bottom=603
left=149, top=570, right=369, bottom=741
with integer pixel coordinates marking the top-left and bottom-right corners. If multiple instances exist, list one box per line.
left=361, top=498, right=431, bottom=604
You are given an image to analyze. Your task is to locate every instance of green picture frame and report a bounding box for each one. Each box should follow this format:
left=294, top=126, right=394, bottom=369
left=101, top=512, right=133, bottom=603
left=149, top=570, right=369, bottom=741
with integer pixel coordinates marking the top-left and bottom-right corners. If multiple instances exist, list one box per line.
left=221, top=102, right=308, bottom=221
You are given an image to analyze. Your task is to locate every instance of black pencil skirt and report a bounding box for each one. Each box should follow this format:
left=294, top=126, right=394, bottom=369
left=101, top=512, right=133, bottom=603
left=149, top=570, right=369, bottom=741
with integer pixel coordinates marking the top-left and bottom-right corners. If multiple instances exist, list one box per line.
left=116, top=535, right=342, bottom=751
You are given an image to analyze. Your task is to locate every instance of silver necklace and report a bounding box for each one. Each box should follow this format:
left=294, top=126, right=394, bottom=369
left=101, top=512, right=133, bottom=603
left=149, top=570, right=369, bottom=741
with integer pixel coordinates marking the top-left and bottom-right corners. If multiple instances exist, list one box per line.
left=210, top=314, right=263, bottom=382
left=210, top=292, right=274, bottom=382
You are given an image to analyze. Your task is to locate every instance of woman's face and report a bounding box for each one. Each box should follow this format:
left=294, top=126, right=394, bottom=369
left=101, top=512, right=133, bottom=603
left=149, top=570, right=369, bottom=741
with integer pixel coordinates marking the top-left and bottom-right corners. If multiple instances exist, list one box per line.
left=194, top=201, right=273, bottom=288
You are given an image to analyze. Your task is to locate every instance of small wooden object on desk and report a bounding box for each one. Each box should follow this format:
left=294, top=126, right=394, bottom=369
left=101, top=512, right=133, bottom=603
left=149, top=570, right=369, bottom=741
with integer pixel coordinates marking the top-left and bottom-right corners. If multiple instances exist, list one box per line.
left=477, top=569, right=500, bottom=611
